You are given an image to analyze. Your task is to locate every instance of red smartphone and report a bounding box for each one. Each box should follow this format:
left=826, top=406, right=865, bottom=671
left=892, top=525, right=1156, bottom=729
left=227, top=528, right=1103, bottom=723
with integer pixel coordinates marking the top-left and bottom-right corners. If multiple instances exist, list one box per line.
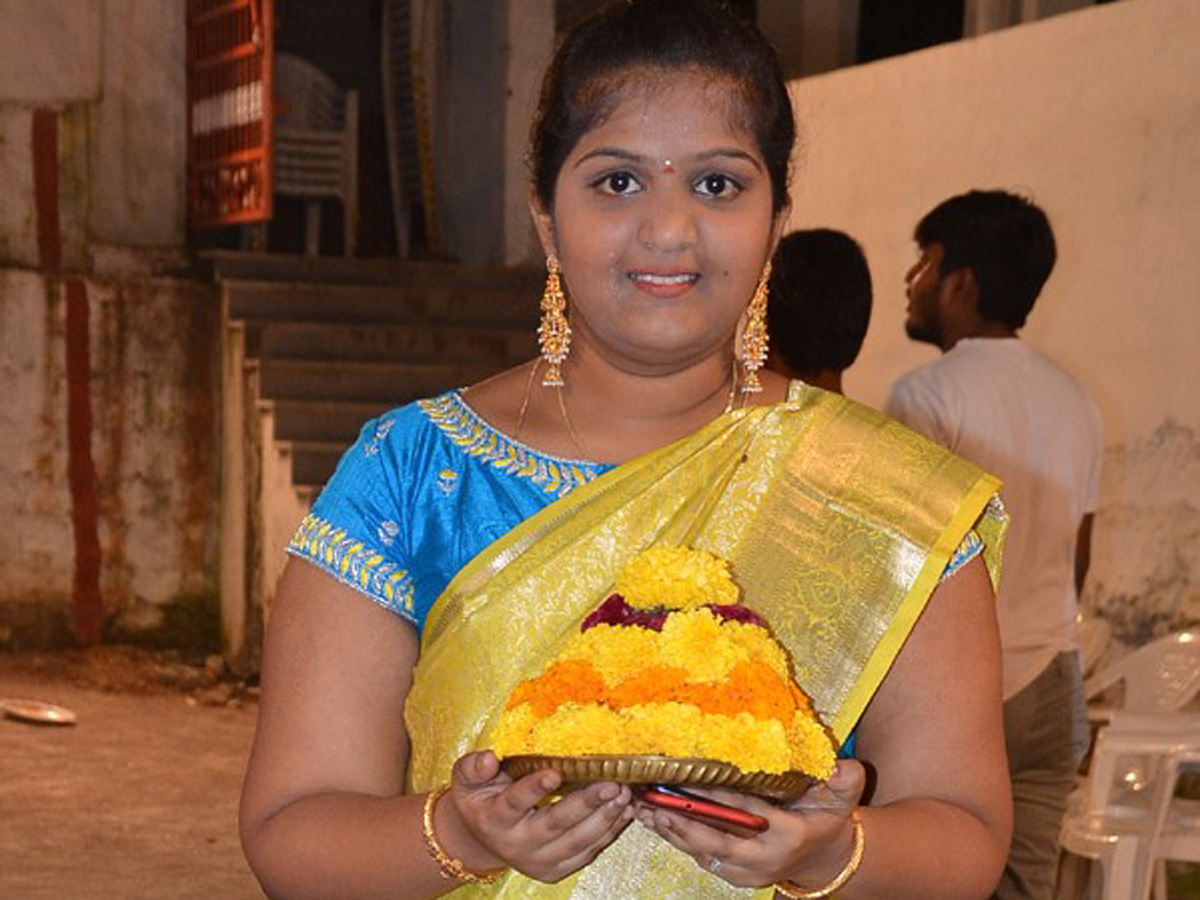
left=637, top=784, right=769, bottom=836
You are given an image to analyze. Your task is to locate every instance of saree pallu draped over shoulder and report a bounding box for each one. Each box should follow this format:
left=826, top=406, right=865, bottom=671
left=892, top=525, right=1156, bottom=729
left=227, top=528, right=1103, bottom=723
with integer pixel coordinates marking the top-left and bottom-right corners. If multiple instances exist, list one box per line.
left=405, top=385, right=1006, bottom=899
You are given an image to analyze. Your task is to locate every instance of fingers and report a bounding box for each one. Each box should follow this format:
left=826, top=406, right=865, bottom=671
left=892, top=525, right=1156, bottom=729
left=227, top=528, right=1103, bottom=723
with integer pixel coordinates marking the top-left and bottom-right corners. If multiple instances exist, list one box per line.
left=452, top=770, right=635, bottom=882
left=495, top=770, right=564, bottom=819
left=786, top=761, right=865, bottom=813
left=454, top=749, right=503, bottom=787
left=534, top=784, right=636, bottom=876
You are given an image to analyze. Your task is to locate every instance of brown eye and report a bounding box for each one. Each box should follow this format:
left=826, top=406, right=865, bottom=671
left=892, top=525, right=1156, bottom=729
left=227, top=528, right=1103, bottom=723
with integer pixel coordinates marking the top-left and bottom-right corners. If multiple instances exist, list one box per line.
left=694, top=173, right=742, bottom=199
left=594, top=171, right=642, bottom=196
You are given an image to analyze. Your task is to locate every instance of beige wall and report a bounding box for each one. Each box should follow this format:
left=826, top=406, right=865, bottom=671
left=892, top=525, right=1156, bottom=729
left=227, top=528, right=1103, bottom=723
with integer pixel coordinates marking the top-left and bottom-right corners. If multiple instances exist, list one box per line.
left=0, top=270, right=221, bottom=647
left=787, top=0, right=1198, bottom=643
left=0, top=0, right=186, bottom=257
left=0, top=1, right=213, bottom=647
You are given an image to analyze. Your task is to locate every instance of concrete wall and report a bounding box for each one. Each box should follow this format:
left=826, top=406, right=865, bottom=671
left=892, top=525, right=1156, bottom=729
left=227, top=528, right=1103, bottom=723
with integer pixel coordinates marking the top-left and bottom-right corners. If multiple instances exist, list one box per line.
left=0, top=0, right=187, bottom=256
left=431, top=0, right=553, bottom=266
left=787, top=0, right=1199, bottom=644
left=0, top=1, right=220, bottom=648
left=0, top=271, right=220, bottom=647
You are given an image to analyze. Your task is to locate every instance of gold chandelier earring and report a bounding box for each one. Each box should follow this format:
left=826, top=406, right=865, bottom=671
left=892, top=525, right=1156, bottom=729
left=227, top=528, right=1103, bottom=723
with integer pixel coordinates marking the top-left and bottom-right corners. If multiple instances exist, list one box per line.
left=738, top=261, right=771, bottom=393
left=538, top=254, right=571, bottom=387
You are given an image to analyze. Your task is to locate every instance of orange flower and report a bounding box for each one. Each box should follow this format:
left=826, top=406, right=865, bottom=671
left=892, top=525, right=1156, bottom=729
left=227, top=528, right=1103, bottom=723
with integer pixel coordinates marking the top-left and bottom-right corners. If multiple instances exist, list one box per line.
left=506, top=659, right=606, bottom=717
left=606, top=665, right=690, bottom=708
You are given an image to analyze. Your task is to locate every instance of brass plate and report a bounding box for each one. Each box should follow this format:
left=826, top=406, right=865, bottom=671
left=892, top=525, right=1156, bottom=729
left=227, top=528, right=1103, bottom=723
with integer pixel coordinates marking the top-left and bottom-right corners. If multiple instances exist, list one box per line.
left=500, top=754, right=815, bottom=800
left=0, top=698, right=77, bottom=726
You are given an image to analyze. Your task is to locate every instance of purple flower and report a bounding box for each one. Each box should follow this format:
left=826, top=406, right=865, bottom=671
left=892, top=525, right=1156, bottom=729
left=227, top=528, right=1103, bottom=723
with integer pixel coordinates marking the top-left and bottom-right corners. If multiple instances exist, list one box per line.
left=703, top=604, right=768, bottom=628
left=581, top=595, right=668, bottom=632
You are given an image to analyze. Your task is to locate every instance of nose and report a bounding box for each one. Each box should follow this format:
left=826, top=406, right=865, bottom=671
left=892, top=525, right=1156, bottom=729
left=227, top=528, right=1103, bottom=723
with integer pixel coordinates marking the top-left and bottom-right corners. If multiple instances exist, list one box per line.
left=904, top=260, right=921, bottom=290
left=638, top=189, right=698, bottom=253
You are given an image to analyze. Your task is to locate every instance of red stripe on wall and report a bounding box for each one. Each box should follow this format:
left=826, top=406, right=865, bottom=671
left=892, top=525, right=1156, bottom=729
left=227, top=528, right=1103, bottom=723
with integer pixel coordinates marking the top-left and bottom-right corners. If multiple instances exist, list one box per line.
left=31, top=109, right=62, bottom=271
left=65, top=279, right=104, bottom=645
left=33, top=107, right=104, bottom=644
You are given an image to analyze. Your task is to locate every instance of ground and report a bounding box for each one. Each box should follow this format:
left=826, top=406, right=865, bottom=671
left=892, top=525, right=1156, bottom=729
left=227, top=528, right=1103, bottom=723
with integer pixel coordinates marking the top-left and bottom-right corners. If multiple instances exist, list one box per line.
left=0, top=646, right=263, bottom=899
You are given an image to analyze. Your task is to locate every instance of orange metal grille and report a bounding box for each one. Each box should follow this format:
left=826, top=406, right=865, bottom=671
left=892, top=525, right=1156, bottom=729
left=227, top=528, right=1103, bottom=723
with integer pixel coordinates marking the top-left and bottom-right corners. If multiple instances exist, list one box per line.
left=187, top=0, right=274, bottom=227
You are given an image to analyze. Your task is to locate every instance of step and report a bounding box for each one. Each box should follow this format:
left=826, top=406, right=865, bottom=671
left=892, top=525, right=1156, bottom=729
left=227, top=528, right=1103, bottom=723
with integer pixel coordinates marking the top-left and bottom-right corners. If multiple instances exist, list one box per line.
left=203, top=249, right=543, bottom=291
left=247, top=320, right=538, bottom=365
left=269, top=399, right=393, bottom=444
left=225, top=280, right=541, bottom=328
left=289, top=440, right=353, bottom=489
left=257, top=358, right=503, bottom=405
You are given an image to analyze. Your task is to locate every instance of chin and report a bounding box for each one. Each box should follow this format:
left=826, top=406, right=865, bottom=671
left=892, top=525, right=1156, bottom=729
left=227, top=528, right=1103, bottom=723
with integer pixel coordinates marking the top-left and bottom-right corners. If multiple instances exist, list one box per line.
left=904, top=321, right=942, bottom=348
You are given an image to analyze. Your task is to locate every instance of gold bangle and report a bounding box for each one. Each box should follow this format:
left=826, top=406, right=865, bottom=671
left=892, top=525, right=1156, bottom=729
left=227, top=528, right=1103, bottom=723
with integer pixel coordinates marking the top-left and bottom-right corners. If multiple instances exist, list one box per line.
left=421, top=784, right=507, bottom=885
left=775, top=809, right=865, bottom=899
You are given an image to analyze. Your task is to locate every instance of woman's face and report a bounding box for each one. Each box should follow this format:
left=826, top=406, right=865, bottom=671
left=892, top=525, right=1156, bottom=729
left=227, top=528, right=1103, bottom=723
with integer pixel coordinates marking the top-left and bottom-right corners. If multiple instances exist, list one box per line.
left=532, top=68, right=787, bottom=376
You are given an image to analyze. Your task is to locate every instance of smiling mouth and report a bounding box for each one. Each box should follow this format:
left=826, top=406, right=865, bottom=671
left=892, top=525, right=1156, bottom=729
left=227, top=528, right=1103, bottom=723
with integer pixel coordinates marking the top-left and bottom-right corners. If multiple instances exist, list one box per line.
left=629, top=272, right=699, bottom=286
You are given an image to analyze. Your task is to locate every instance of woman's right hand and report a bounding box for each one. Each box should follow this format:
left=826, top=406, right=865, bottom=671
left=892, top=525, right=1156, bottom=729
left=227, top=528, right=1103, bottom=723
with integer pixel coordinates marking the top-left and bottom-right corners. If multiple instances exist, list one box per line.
left=437, top=750, right=636, bottom=883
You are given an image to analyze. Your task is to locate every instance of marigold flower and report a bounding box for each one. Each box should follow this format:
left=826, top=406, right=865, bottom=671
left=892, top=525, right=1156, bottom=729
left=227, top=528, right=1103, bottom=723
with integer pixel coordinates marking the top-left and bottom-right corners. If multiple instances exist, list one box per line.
left=490, top=546, right=837, bottom=778
left=561, top=624, right=663, bottom=685
left=615, top=546, right=739, bottom=610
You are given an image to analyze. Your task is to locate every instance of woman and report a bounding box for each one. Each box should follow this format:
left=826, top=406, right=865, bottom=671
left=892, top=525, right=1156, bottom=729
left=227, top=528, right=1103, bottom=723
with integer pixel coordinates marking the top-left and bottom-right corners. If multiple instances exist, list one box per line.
left=240, top=2, right=1012, bottom=898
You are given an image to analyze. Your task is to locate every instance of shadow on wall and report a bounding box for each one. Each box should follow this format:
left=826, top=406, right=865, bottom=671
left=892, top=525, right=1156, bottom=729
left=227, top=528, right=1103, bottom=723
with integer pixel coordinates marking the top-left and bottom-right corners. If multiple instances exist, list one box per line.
left=1084, top=419, right=1200, bottom=647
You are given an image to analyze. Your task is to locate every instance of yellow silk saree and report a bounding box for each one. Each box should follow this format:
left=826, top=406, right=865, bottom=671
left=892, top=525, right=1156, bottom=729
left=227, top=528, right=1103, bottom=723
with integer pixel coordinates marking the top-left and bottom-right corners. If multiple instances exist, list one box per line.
left=405, top=384, right=1006, bottom=899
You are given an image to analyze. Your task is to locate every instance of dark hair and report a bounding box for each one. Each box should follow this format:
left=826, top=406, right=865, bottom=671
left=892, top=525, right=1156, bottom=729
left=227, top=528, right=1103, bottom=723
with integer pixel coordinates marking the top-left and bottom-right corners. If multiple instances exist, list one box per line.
left=767, top=229, right=873, bottom=375
left=530, top=0, right=794, bottom=214
left=915, top=190, right=1057, bottom=330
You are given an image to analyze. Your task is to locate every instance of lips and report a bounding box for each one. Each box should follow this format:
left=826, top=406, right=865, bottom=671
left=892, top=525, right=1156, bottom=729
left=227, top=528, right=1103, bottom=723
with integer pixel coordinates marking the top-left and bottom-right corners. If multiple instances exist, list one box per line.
left=628, top=270, right=699, bottom=299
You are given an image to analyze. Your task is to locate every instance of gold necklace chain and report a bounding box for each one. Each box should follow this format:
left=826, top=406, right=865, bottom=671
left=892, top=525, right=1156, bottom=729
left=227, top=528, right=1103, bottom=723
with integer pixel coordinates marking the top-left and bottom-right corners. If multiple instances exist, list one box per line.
left=518, top=359, right=742, bottom=462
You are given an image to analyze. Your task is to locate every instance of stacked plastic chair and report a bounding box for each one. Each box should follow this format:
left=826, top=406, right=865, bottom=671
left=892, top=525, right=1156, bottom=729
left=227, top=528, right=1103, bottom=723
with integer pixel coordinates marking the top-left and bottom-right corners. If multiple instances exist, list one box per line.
left=1058, top=629, right=1200, bottom=899
left=273, top=53, right=359, bottom=256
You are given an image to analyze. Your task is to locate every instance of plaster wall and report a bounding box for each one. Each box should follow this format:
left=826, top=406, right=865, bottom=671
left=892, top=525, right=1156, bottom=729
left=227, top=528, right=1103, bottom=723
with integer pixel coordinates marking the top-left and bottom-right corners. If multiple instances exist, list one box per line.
left=91, top=0, right=187, bottom=247
left=0, top=0, right=186, bottom=256
left=0, top=270, right=220, bottom=646
left=0, top=0, right=102, bottom=104
left=787, top=0, right=1199, bottom=643
left=0, top=109, right=38, bottom=266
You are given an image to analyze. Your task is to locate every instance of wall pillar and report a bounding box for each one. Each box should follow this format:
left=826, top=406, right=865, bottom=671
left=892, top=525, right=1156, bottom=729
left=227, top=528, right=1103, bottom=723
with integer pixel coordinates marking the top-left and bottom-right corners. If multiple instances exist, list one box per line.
left=758, top=0, right=861, bottom=79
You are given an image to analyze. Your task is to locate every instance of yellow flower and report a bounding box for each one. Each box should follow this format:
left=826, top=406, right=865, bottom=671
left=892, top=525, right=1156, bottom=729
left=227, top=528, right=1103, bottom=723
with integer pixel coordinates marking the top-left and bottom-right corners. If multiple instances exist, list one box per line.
left=560, top=624, right=663, bottom=685
left=615, top=546, right=739, bottom=610
left=723, top=619, right=790, bottom=680
left=622, top=702, right=706, bottom=757
left=531, top=704, right=626, bottom=756
left=658, top=609, right=747, bottom=681
left=698, top=713, right=793, bottom=774
left=490, top=702, right=538, bottom=757
left=789, top=711, right=837, bottom=779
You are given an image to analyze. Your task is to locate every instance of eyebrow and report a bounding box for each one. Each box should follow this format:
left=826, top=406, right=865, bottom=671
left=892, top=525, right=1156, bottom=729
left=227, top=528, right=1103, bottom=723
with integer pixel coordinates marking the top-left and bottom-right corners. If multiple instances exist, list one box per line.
left=573, top=147, right=764, bottom=171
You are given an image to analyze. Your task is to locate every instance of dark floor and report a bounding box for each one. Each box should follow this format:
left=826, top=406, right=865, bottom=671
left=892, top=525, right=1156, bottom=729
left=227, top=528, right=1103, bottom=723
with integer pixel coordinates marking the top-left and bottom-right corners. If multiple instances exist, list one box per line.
left=0, top=650, right=263, bottom=899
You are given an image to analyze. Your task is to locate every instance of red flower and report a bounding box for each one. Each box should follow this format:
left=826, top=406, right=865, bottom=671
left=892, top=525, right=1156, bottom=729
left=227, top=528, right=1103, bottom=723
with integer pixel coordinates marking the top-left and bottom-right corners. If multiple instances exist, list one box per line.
left=581, top=594, right=668, bottom=632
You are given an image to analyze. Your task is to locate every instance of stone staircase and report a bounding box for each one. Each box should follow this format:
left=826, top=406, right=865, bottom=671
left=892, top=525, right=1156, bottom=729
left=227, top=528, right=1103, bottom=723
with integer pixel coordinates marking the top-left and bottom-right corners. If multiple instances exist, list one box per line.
left=210, top=252, right=541, bottom=664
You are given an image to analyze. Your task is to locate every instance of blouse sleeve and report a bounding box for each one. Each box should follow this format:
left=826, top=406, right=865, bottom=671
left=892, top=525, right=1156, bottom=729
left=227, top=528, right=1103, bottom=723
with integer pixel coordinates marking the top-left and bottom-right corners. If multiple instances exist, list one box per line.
left=939, top=529, right=983, bottom=583
left=287, top=412, right=419, bottom=625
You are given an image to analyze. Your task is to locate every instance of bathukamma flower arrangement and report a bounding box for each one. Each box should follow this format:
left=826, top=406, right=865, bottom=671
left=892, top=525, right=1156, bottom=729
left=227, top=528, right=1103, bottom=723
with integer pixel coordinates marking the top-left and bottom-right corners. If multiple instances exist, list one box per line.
left=493, top=546, right=835, bottom=793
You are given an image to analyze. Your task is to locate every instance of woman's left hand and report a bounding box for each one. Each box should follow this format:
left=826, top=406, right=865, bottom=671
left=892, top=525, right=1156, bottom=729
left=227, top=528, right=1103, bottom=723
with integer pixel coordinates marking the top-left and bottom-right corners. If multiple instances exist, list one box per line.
left=635, top=760, right=866, bottom=888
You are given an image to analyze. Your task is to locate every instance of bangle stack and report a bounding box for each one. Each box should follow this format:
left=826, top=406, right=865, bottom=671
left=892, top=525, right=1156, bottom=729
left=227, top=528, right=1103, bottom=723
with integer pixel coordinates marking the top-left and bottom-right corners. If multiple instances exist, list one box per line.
left=421, top=784, right=508, bottom=885
left=775, top=809, right=865, bottom=899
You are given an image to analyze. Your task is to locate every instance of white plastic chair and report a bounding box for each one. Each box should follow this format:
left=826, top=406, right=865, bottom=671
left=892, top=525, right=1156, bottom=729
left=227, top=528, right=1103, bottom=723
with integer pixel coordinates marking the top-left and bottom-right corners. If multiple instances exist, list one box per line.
left=1058, top=711, right=1200, bottom=900
left=1147, top=745, right=1200, bottom=900
left=1085, top=629, right=1200, bottom=717
left=273, top=52, right=359, bottom=256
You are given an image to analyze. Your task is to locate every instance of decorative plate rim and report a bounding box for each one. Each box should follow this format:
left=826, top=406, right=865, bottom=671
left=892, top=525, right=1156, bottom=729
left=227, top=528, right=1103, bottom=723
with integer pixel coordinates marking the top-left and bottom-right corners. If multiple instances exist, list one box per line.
left=500, top=753, right=816, bottom=800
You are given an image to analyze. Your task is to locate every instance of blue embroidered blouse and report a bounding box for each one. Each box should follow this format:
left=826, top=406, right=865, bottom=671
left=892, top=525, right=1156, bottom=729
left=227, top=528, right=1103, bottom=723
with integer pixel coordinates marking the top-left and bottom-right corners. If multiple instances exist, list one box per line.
left=287, top=390, right=984, bottom=638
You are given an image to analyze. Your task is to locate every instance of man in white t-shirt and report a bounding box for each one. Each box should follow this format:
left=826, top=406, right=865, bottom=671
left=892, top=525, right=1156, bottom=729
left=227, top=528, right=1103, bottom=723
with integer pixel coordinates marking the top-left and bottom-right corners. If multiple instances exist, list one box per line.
left=886, top=190, right=1103, bottom=900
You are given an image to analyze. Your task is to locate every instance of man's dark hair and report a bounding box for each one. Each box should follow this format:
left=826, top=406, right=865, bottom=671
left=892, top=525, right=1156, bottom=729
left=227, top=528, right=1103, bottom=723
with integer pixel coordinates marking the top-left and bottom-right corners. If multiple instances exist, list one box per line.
left=767, top=229, right=872, bottom=375
left=915, top=190, right=1056, bottom=330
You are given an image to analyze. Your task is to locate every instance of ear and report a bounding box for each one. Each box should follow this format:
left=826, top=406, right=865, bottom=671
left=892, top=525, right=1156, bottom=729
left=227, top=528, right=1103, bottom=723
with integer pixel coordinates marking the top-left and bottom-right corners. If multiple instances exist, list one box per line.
left=766, top=199, right=792, bottom=263
left=528, top=186, right=557, bottom=260
left=943, top=266, right=979, bottom=313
